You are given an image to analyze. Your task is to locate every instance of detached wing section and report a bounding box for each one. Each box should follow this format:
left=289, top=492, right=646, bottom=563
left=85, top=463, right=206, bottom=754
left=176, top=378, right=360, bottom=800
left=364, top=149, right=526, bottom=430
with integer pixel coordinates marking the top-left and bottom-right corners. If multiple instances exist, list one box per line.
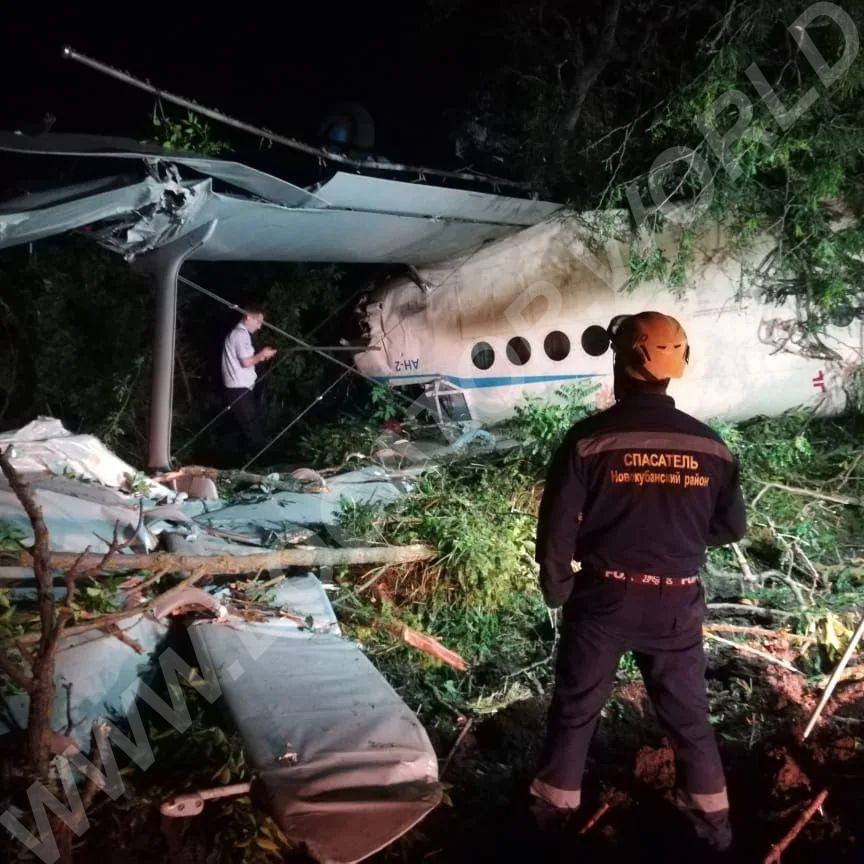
left=188, top=610, right=442, bottom=863
left=0, top=133, right=560, bottom=265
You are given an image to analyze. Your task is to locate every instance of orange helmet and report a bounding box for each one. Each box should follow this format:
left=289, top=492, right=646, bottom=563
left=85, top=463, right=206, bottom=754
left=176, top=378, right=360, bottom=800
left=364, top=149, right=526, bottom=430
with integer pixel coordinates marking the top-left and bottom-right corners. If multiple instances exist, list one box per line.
left=610, top=312, right=689, bottom=381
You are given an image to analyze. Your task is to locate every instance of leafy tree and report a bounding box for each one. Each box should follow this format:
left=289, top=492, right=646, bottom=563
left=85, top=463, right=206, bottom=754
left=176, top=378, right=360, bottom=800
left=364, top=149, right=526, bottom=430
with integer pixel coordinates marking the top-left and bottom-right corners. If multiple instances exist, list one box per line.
left=445, top=0, right=864, bottom=333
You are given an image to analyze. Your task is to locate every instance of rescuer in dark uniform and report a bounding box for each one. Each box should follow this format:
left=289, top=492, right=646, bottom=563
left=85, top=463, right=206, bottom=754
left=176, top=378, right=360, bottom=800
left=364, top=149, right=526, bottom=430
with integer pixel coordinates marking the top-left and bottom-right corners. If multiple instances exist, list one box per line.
left=530, top=311, right=746, bottom=854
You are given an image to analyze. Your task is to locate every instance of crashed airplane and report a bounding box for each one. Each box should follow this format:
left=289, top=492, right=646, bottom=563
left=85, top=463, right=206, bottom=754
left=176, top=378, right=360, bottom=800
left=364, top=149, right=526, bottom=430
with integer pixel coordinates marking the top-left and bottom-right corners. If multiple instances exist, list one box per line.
left=353, top=214, right=864, bottom=427
left=2, top=132, right=861, bottom=453
left=1, top=130, right=861, bottom=862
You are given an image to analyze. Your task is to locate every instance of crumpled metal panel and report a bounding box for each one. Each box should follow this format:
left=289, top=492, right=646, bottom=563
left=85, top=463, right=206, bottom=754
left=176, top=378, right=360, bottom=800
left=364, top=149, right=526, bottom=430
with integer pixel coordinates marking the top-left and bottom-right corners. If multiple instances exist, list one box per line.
left=0, top=614, right=169, bottom=752
left=93, top=179, right=212, bottom=259
left=0, top=133, right=325, bottom=208
left=0, top=177, right=168, bottom=249
left=0, top=178, right=528, bottom=264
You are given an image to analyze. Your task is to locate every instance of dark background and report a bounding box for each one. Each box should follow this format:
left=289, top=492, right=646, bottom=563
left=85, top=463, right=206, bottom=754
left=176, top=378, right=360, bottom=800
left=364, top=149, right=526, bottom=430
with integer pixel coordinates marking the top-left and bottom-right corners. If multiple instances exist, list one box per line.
left=0, top=5, right=498, bottom=170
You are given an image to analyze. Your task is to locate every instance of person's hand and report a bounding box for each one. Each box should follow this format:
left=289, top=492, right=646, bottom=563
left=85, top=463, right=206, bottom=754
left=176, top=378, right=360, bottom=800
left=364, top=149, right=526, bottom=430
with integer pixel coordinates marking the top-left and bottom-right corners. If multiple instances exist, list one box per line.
left=261, top=347, right=277, bottom=360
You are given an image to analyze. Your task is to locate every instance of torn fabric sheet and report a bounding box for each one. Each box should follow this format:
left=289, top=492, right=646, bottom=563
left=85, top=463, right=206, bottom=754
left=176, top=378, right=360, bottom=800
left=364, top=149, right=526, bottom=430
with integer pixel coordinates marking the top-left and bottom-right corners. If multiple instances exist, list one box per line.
left=0, top=418, right=173, bottom=496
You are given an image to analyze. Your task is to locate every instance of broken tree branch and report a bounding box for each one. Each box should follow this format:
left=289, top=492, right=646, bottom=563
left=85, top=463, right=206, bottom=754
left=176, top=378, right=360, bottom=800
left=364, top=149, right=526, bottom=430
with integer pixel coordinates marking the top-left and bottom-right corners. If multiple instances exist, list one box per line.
left=383, top=620, right=468, bottom=672
left=731, top=541, right=757, bottom=582
left=579, top=802, right=613, bottom=835
left=103, top=622, right=146, bottom=655
left=705, top=632, right=804, bottom=675
left=803, top=609, right=864, bottom=739
left=705, top=623, right=811, bottom=644
left=760, top=568, right=810, bottom=610
left=440, top=717, right=474, bottom=779
left=11, top=611, right=147, bottom=648
left=707, top=603, right=798, bottom=620
left=154, top=465, right=312, bottom=493
left=12, top=543, right=437, bottom=575
left=0, top=446, right=61, bottom=777
left=763, top=788, right=829, bottom=864
left=756, top=480, right=863, bottom=507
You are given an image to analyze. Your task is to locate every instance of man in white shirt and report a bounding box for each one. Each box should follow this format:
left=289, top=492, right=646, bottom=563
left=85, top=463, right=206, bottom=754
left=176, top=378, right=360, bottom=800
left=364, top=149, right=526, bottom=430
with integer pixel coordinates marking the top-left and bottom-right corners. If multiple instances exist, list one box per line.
left=221, top=305, right=277, bottom=460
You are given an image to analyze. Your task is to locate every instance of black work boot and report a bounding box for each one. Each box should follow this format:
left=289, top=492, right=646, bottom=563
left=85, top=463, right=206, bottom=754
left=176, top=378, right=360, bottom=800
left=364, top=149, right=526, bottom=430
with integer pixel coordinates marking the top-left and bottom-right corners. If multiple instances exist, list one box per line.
left=525, top=796, right=579, bottom=861
left=672, top=790, right=733, bottom=854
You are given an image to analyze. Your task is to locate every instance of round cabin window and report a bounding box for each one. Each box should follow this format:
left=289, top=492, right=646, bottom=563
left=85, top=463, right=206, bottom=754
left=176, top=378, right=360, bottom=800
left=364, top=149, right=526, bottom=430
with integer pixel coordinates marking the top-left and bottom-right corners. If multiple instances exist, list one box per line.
left=581, top=325, right=611, bottom=357
left=506, top=336, right=531, bottom=366
left=471, top=341, right=495, bottom=370
left=544, top=331, right=570, bottom=361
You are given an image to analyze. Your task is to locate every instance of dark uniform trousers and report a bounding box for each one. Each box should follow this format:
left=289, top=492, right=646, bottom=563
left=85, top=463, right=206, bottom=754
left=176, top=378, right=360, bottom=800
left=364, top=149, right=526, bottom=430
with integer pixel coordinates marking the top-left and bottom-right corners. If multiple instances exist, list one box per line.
left=224, top=387, right=265, bottom=458
left=531, top=570, right=730, bottom=841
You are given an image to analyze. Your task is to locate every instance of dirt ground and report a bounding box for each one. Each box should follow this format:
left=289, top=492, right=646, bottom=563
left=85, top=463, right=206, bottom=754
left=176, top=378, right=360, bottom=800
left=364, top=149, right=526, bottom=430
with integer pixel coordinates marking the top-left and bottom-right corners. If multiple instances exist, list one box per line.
left=30, top=646, right=862, bottom=864
left=366, top=670, right=864, bottom=864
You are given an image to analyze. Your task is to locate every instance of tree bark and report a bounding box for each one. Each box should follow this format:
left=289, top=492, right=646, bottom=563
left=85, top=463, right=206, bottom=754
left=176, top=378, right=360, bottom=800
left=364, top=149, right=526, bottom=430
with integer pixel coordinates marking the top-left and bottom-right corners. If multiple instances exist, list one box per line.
left=560, top=0, right=622, bottom=138
left=12, top=544, right=437, bottom=575
left=0, top=447, right=58, bottom=778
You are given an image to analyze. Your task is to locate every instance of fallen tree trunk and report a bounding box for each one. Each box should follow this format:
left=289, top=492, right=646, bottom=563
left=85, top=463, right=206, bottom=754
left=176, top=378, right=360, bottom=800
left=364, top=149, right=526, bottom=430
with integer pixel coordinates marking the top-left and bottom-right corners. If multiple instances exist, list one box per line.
left=0, top=447, right=61, bottom=778
left=11, top=544, right=437, bottom=575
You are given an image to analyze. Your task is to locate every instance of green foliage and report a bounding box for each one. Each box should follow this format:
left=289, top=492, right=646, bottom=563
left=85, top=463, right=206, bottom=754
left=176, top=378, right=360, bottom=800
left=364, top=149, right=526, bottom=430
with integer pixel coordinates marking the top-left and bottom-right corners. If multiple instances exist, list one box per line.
left=0, top=241, right=352, bottom=466
left=709, top=409, right=864, bottom=614
left=123, top=471, right=153, bottom=497
left=0, top=520, right=26, bottom=551
left=339, top=588, right=552, bottom=731
left=70, top=576, right=127, bottom=615
left=618, top=1, right=864, bottom=328
left=368, top=384, right=406, bottom=423
left=151, top=110, right=231, bottom=156
left=848, top=364, right=864, bottom=415
left=450, top=0, right=864, bottom=331
left=337, top=497, right=384, bottom=541
left=299, top=419, right=383, bottom=467
left=0, top=242, right=154, bottom=460
left=625, top=244, right=670, bottom=288
left=384, top=460, right=538, bottom=611
left=509, top=382, right=600, bottom=464
left=617, top=651, right=640, bottom=682
left=0, top=589, right=24, bottom=694
left=710, top=409, right=816, bottom=479
left=256, top=266, right=343, bottom=429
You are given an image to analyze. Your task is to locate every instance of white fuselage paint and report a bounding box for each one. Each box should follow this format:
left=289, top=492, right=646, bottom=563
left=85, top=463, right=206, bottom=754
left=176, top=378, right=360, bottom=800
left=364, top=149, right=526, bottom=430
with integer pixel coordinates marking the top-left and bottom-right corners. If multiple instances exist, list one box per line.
left=354, top=213, right=863, bottom=425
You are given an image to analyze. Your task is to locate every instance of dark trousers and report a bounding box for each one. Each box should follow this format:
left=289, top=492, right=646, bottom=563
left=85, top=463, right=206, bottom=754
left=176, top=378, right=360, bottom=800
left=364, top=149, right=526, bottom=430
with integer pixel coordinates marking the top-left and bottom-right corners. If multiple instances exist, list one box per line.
left=533, top=572, right=727, bottom=817
left=224, top=387, right=264, bottom=460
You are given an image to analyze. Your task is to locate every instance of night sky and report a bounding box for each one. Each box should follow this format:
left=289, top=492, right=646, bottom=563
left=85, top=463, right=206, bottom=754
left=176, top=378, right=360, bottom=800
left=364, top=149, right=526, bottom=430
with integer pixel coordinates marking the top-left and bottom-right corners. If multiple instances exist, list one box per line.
left=1, top=5, right=497, bottom=170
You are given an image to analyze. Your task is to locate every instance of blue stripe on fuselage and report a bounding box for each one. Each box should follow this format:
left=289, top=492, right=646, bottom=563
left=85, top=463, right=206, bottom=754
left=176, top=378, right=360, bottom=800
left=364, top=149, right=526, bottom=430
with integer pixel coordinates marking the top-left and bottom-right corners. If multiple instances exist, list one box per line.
left=373, top=372, right=604, bottom=389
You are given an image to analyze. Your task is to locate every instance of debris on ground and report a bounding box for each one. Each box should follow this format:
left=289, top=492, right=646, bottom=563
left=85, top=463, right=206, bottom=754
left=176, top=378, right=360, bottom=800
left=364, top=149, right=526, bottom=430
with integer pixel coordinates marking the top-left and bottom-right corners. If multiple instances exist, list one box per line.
left=1, top=404, right=863, bottom=862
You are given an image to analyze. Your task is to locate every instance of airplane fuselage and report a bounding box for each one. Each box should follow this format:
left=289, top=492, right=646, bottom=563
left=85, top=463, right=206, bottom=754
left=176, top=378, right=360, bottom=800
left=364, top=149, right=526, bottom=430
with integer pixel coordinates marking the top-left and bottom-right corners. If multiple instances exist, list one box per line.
left=354, top=214, right=863, bottom=426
